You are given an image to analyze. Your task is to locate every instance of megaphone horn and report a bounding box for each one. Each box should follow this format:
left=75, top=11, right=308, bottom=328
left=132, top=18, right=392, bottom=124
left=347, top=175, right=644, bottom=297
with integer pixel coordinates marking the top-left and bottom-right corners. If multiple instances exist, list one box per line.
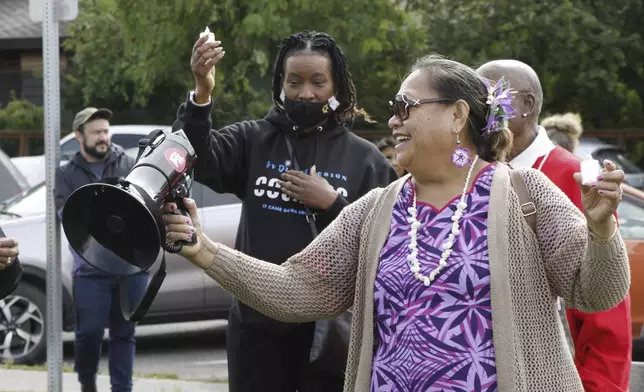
left=62, top=128, right=198, bottom=321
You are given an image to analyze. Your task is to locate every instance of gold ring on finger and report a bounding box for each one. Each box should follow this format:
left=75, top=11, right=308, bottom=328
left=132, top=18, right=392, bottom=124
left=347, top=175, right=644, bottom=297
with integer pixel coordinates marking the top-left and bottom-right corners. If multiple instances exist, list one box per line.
left=6, top=257, right=12, bottom=265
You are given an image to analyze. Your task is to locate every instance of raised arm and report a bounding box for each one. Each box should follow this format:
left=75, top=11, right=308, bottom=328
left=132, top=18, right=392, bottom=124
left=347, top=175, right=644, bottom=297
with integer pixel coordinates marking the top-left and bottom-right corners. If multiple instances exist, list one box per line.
left=172, top=94, right=252, bottom=198
left=523, top=168, right=630, bottom=313
left=169, top=33, right=252, bottom=198
left=553, top=165, right=632, bottom=392
left=162, top=189, right=380, bottom=323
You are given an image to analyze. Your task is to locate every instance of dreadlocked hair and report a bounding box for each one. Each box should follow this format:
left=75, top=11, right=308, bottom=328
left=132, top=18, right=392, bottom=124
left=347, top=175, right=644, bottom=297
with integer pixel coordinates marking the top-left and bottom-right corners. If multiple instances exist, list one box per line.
left=271, top=30, right=370, bottom=125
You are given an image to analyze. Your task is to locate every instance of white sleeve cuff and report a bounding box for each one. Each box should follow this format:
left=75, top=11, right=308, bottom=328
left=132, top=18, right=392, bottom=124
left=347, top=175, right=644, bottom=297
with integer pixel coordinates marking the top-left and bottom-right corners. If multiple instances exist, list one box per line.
left=189, top=91, right=211, bottom=107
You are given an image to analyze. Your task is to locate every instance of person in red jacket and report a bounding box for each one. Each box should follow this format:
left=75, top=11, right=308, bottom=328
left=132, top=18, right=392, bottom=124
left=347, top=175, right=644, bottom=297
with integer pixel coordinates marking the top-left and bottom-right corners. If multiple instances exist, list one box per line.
left=477, top=59, right=632, bottom=392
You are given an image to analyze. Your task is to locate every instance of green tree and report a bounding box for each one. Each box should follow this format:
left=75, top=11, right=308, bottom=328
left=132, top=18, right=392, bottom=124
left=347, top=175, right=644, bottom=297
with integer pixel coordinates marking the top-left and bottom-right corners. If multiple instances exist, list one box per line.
left=0, top=94, right=44, bottom=132
left=62, top=0, right=425, bottom=129
left=408, top=0, right=644, bottom=129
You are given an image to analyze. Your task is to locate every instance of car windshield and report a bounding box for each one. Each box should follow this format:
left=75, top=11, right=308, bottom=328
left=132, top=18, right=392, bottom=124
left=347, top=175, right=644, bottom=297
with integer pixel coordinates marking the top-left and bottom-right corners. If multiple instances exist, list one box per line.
left=1, top=182, right=46, bottom=216
left=0, top=149, right=30, bottom=203
left=1, top=144, right=154, bottom=217
left=59, top=126, right=169, bottom=162
left=593, top=148, right=642, bottom=174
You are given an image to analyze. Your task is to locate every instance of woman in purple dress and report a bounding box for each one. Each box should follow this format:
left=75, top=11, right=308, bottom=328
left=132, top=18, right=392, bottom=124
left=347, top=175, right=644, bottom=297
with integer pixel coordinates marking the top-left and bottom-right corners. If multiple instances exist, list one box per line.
left=163, top=54, right=629, bottom=392
left=372, top=163, right=498, bottom=391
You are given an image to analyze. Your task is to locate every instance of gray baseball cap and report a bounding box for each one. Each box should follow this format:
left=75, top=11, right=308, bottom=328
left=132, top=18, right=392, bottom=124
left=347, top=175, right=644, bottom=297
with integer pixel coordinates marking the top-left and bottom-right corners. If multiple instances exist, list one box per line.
left=73, top=107, right=113, bottom=132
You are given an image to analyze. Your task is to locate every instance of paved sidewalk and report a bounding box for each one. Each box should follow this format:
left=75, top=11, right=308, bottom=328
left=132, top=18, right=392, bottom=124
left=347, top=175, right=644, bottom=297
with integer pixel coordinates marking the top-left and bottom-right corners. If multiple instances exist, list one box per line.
left=0, top=369, right=229, bottom=392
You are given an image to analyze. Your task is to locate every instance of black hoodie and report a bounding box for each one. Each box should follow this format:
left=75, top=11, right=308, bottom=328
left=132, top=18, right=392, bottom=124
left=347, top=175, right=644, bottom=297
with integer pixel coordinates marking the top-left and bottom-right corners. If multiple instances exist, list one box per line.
left=172, top=92, right=397, bottom=328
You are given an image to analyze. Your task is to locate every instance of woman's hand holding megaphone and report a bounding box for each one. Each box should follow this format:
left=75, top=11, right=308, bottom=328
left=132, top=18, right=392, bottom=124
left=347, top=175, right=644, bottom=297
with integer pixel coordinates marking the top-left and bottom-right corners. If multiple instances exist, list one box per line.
left=162, top=198, right=218, bottom=270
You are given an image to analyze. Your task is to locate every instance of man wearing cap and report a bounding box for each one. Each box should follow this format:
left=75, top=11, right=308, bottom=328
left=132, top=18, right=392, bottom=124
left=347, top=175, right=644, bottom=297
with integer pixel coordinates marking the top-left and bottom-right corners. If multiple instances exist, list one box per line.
left=55, top=107, right=146, bottom=392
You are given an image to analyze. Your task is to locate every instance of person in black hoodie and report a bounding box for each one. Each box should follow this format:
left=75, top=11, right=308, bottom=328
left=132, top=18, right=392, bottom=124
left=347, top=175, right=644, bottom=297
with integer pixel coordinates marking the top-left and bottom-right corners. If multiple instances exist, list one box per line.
left=172, top=30, right=397, bottom=392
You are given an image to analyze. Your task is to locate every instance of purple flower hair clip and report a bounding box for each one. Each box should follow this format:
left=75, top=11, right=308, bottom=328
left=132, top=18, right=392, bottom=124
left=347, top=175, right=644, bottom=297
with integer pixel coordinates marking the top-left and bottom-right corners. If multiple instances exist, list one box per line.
left=482, top=77, right=515, bottom=135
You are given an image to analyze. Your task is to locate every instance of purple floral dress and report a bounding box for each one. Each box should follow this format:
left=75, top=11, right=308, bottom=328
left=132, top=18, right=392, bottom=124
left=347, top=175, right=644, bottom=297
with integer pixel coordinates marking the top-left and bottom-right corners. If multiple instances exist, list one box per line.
left=371, top=164, right=498, bottom=392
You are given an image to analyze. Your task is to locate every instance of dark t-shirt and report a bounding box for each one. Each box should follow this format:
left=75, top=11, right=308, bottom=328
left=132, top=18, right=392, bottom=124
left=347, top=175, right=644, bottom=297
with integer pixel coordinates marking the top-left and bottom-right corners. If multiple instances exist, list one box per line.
left=88, top=161, right=106, bottom=180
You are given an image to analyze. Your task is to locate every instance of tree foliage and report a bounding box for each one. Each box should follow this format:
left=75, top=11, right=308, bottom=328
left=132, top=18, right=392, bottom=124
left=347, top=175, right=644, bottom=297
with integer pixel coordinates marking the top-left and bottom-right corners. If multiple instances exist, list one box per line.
left=0, top=95, right=44, bottom=132
left=62, top=0, right=644, bottom=133
left=409, top=0, right=644, bottom=129
left=62, top=0, right=425, bottom=128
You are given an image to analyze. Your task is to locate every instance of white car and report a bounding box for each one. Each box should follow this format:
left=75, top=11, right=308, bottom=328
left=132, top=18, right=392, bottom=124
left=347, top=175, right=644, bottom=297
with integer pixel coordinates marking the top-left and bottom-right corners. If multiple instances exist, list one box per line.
left=0, top=147, right=31, bottom=203
left=0, top=142, right=242, bottom=365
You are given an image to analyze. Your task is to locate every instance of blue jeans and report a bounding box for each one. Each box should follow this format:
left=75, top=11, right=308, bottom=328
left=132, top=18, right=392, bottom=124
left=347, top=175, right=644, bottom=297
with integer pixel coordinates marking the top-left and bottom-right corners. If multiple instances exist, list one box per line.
left=73, top=274, right=148, bottom=392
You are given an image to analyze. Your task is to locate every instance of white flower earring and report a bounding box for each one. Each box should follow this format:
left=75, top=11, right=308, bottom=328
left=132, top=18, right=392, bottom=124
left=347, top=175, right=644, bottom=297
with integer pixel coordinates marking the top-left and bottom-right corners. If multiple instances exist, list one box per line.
left=328, top=96, right=340, bottom=111
left=280, top=90, right=286, bottom=102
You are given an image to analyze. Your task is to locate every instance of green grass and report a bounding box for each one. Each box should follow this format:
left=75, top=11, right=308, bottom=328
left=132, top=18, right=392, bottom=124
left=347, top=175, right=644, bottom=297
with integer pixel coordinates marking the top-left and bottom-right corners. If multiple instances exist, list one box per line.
left=0, top=360, right=228, bottom=383
left=1, top=361, right=74, bottom=373
left=186, top=377, right=228, bottom=383
left=135, top=372, right=180, bottom=380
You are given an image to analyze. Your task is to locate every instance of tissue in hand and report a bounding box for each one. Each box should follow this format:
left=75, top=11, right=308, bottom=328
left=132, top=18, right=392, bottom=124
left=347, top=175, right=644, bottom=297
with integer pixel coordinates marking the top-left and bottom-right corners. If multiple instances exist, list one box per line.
left=580, top=159, right=602, bottom=185
left=200, top=27, right=215, bottom=44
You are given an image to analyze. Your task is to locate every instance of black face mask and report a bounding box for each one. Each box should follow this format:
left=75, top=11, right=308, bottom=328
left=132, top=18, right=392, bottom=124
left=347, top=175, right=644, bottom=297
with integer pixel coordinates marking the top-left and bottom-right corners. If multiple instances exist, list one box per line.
left=283, top=97, right=334, bottom=129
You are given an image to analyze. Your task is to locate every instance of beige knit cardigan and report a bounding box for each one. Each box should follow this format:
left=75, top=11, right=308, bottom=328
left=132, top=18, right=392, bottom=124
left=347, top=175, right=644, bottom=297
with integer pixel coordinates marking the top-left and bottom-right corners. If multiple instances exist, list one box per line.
left=205, top=164, right=630, bottom=392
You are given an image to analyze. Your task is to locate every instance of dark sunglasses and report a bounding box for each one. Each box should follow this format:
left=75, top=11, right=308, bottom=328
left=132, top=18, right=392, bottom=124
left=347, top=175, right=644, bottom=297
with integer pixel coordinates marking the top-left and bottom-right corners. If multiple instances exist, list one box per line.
left=388, top=94, right=454, bottom=121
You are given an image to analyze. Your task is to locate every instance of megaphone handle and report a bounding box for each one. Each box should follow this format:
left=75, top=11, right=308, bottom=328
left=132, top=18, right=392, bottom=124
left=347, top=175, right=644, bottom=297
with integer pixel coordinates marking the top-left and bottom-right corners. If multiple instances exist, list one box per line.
left=163, top=211, right=197, bottom=254
left=175, top=209, right=198, bottom=245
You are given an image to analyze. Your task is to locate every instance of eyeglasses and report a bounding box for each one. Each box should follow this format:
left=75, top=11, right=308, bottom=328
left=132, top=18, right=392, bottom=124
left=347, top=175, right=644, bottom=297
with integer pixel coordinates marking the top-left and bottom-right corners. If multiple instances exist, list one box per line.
left=388, top=94, right=454, bottom=121
left=512, top=89, right=534, bottom=98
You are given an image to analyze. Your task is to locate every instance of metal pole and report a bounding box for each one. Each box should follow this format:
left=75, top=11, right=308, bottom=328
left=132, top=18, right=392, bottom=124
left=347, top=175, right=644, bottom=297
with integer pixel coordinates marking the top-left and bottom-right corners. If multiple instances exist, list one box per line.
left=42, top=0, right=63, bottom=390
